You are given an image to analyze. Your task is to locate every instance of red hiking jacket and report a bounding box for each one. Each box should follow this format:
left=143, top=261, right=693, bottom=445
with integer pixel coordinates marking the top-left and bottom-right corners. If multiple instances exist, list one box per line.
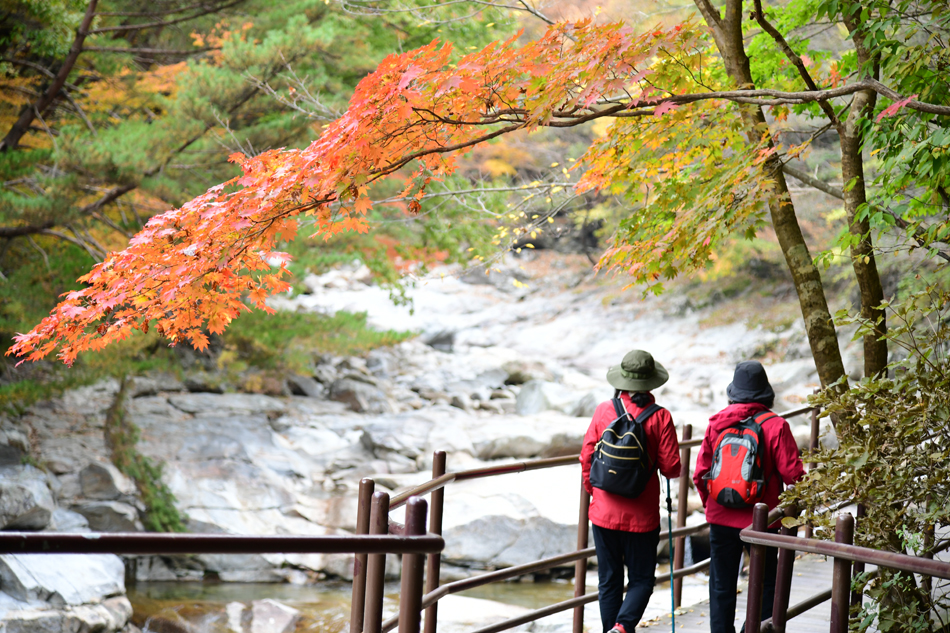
left=580, top=392, right=682, bottom=533
left=693, top=402, right=805, bottom=529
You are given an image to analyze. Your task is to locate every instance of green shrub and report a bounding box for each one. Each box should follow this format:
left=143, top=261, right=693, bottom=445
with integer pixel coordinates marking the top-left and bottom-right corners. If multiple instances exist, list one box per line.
left=221, top=308, right=414, bottom=373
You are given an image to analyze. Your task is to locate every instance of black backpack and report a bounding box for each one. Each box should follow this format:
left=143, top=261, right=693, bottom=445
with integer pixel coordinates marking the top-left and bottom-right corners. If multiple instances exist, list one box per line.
left=589, top=399, right=661, bottom=498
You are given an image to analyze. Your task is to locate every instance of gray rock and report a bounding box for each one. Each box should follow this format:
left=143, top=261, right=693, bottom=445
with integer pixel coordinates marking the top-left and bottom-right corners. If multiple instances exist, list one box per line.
left=312, top=364, right=337, bottom=385
left=250, top=599, right=299, bottom=633
left=0, top=596, right=132, bottom=633
left=501, top=360, right=554, bottom=385
left=73, top=501, right=143, bottom=532
left=450, top=393, right=475, bottom=413
left=329, top=379, right=394, bottom=414
left=0, top=465, right=55, bottom=530
left=0, top=443, right=23, bottom=467
left=423, top=330, right=455, bottom=352
left=514, top=380, right=550, bottom=415
left=80, top=462, right=135, bottom=500
left=0, top=553, right=125, bottom=606
left=169, top=393, right=286, bottom=416
left=571, top=392, right=599, bottom=418
left=132, top=556, right=179, bottom=582
left=0, top=428, right=29, bottom=468
left=286, top=375, right=326, bottom=399
left=183, top=372, right=225, bottom=393
left=129, top=373, right=185, bottom=397
left=46, top=507, right=90, bottom=532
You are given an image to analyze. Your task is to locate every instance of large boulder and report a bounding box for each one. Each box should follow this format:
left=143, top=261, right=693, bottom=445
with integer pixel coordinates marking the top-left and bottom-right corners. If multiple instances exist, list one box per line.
left=0, top=553, right=125, bottom=606
left=438, top=465, right=585, bottom=570
left=79, top=462, right=135, bottom=500
left=0, top=595, right=132, bottom=633
left=73, top=501, right=143, bottom=532
left=250, top=599, right=299, bottom=633
left=329, top=378, right=394, bottom=414
left=0, top=465, right=56, bottom=530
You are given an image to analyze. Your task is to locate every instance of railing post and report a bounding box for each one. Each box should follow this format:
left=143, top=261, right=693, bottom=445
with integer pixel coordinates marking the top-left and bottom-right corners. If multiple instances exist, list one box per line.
left=364, top=491, right=391, bottom=633
left=745, top=503, right=769, bottom=633
left=399, top=497, right=429, bottom=633
left=850, top=504, right=865, bottom=611
left=830, top=513, right=854, bottom=633
left=351, top=478, right=376, bottom=633
left=804, top=406, right=819, bottom=540
left=573, top=483, right=591, bottom=633
left=424, top=451, right=446, bottom=633
left=771, top=504, right=799, bottom=633
left=673, top=423, right=692, bottom=607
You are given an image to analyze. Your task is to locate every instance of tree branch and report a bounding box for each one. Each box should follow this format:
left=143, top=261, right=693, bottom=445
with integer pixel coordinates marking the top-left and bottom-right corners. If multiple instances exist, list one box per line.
left=782, top=164, right=950, bottom=263
left=90, top=0, right=246, bottom=33
left=751, top=0, right=839, bottom=125
left=84, top=46, right=220, bottom=55
left=0, top=0, right=99, bottom=153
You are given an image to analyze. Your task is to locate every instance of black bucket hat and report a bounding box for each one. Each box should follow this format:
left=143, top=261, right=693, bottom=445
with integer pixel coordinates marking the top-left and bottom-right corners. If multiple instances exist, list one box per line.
left=726, top=360, right=775, bottom=403
left=606, top=350, right=669, bottom=392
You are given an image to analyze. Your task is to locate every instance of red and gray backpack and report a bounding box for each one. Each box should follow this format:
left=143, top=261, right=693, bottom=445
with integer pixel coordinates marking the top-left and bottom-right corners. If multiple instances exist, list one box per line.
left=703, top=410, right=777, bottom=508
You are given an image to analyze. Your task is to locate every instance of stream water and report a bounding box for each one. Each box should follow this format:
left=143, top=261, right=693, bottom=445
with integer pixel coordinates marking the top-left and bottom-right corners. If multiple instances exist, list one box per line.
left=127, top=563, right=711, bottom=632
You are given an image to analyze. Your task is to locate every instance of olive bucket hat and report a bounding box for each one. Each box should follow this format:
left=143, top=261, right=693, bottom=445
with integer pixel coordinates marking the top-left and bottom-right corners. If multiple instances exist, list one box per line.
left=606, top=349, right=669, bottom=392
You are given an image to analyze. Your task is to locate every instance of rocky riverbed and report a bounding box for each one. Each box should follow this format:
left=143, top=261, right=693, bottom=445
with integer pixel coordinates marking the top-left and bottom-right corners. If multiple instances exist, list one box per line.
left=0, top=253, right=853, bottom=631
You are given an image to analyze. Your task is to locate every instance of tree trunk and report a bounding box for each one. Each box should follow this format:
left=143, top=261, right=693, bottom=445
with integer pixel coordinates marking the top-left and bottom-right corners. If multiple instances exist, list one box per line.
left=692, top=0, right=848, bottom=389
left=0, top=0, right=99, bottom=153
left=840, top=5, right=888, bottom=378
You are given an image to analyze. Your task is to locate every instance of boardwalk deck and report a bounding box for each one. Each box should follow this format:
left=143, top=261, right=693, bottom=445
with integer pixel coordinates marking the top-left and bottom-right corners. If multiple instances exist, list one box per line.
left=636, top=553, right=836, bottom=633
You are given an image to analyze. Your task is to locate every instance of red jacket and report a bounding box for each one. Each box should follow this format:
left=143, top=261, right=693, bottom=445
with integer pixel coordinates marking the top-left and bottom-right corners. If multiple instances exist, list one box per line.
left=580, top=392, right=682, bottom=533
left=693, top=402, right=805, bottom=529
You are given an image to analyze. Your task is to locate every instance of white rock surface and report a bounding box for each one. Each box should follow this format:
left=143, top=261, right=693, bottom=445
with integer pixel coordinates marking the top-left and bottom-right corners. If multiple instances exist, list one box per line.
left=0, top=466, right=56, bottom=530
left=250, top=599, right=299, bottom=633
left=0, top=553, right=125, bottom=606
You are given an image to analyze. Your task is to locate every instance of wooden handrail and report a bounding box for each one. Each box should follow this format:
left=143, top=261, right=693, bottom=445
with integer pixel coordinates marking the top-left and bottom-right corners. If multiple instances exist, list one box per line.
left=0, top=531, right=444, bottom=555
left=740, top=529, right=950, bottom=580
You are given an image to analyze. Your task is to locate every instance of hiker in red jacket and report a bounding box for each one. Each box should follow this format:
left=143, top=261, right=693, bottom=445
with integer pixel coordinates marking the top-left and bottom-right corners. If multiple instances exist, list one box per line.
left=693, top=360, right=805, bottom=633
left=580, top=349, right=682, bottom=633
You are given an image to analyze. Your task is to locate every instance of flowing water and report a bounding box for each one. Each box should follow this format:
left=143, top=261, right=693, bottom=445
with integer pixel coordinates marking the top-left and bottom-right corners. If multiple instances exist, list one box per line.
left=128, top=562, right=710, bottom=632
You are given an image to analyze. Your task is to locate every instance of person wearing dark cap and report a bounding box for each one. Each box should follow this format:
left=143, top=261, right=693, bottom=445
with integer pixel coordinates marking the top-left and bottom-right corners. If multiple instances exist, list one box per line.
left=580, top=350, right=681, bottom=633
left=693, top=360, right=805, bottom=633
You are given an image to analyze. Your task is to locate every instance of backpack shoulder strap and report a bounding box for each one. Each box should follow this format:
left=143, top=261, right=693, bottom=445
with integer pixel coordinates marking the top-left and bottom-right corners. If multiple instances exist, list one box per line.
left=634, top=403, right=663, bottom=425
left=609, top=399, right=662, bottom=426
left=750, top=410, right=778, bottom=427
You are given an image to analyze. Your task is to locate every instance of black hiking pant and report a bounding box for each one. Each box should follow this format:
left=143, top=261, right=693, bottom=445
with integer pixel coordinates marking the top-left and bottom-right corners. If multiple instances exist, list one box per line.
left=709, top=523, right=779, bottom=633
left=592, top=524, right=660, bottom=632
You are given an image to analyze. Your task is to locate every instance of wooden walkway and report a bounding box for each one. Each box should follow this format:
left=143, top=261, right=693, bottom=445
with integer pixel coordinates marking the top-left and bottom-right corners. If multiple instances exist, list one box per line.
left=638, top=554, right=836, bottom=633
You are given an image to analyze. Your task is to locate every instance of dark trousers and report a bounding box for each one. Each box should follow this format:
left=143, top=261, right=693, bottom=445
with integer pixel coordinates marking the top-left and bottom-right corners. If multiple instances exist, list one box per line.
left=708, top=524, right=779, bottom=633
left=591, top=524, right=660, bottom=632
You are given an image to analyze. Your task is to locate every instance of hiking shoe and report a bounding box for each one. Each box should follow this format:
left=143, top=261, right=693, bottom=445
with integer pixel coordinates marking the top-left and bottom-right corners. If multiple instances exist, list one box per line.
left=607, top=625, right=627, bottom=633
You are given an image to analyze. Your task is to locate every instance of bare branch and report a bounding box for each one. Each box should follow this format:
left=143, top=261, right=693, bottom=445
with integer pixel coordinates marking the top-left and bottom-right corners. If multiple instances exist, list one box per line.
left=782, top=164, right=950, bottom=263
left=751, top=0, right=839, bottom=125
left=95, top=1, right=234, bottom=17
left=90, top=0, right=246, bottom=33
left=84, top=46, right=220, bottom=55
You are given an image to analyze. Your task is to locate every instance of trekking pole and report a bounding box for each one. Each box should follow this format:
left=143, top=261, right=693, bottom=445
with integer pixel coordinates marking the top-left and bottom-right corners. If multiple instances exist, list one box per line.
left=666, top=478, right=676, bottom=633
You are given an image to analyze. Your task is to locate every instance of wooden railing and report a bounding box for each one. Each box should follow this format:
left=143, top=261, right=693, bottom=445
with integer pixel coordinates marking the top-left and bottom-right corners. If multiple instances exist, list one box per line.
left=351, top=404, right=821, bottom=633
left=741, top=503, right=950, bottom=633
